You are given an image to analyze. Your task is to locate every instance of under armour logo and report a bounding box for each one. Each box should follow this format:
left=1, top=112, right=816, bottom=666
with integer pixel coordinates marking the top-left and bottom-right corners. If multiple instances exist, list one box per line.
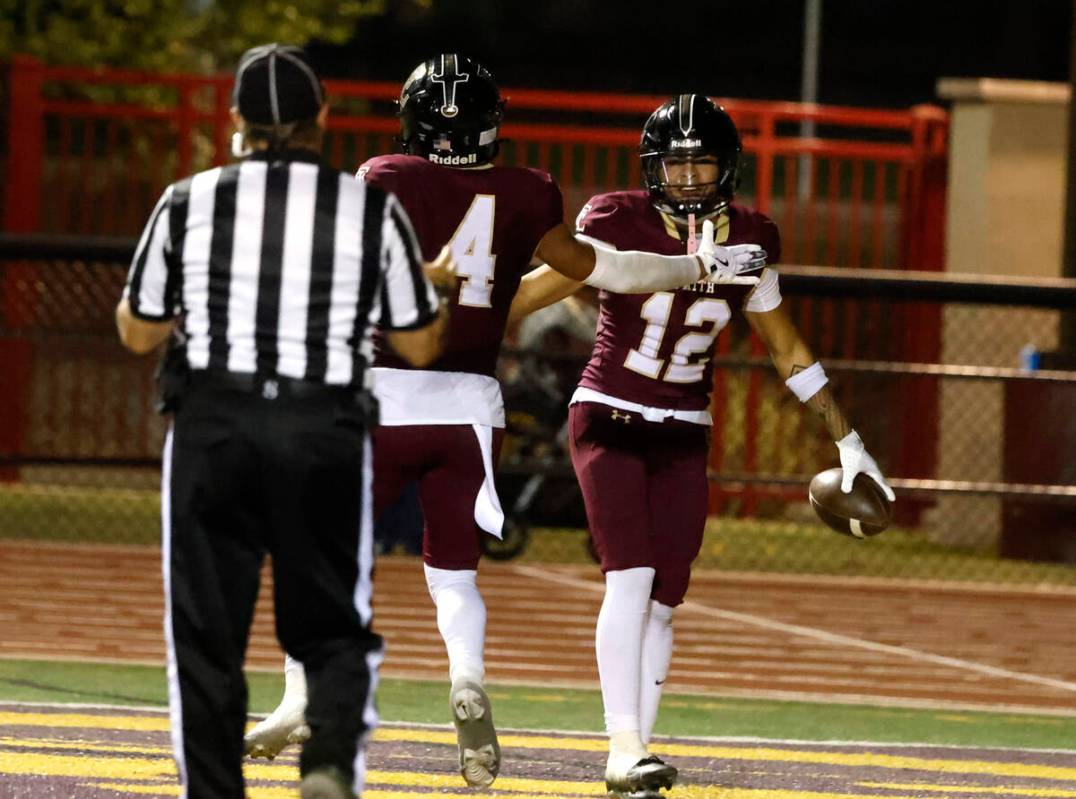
left=431, top=53, right=469, bottom=118
left=611, top=409, right=632, bottom=424
left=261, top=379, right=279, bottom=400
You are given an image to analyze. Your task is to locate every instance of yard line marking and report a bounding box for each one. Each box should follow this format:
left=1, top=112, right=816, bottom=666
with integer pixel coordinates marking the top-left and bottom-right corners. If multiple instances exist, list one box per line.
left=4, top=706, right=1076, bottom=755
left=4, top=728, right=1076, bottom=783
left=858, top=783, right=1076, bottom=798
left=6, top=732, right=1075, bottom=783
left=512, top=565, right=1076, bottom=696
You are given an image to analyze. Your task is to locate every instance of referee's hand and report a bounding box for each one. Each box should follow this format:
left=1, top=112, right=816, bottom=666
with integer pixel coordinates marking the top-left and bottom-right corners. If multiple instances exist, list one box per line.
left=424, top=245, right=458, bottom=290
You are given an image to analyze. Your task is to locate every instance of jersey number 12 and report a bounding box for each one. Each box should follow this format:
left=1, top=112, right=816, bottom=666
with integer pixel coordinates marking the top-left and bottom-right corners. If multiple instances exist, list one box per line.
left=624, top=293, right=732, bottom=383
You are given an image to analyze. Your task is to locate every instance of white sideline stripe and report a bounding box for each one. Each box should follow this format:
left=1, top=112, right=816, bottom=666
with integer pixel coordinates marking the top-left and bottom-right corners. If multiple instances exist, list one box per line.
left=160, top=428, right=188, bottom=798
left=698, top=569, right=1076, bottom=597
left=512, top=565, right=1076, bottom=696
left=0, top=699, right=170, bottom=714
left=2, top=700, right=1074, bottom=757
left=5, top=669, right=1076, bottom=722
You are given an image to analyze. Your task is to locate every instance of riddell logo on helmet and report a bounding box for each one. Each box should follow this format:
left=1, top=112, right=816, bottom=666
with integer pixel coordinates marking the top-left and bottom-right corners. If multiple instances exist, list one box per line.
left=428, top=152, right=477, bottom=165
left=671, top=138, right=702, bottom=148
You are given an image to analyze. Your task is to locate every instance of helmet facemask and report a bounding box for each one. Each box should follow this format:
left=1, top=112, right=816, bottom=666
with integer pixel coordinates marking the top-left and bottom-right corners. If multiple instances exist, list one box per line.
left=639, top=94, right=742, bottom=219
left=643, top=150, right=737, bottom=218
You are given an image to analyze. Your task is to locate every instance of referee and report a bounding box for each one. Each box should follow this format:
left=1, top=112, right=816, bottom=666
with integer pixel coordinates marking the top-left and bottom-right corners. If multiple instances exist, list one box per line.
left=116, top=44, right=446, bottom=799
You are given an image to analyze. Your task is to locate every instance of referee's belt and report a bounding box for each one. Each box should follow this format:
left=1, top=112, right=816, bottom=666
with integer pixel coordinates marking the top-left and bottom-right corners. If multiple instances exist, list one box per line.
left=188, top=369, right=356, bottom=402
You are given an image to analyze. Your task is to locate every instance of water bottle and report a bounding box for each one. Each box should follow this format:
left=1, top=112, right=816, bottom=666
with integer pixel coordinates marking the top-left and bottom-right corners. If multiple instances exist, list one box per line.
left=1019, top=344, right=1040, bottom=371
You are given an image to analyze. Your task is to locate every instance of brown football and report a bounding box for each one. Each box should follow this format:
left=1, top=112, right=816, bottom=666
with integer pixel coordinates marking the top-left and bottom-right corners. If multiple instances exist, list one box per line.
left=809, top=467, right=892, bottom=538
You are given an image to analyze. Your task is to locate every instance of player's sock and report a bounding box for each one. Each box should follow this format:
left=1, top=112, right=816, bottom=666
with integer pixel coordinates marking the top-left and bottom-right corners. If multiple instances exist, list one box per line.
left=596, top=567, right=655, bottom=739
left=423, top=564, right=486, bottom=685
left=639, top=600, right=674, bottom=745
left=425, top=564, right=499, bottom=786
left=282, top=653, right=308, bottom=704
left=605, top=730, right=677, bottom=792
left=608, top=730, right=649, bottom=762
left=244, top=654, right=310, bottom=759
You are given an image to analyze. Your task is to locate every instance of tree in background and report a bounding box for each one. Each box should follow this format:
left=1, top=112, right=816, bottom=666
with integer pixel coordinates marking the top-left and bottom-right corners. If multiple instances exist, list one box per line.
left=0, top=0, right=390, bottom=72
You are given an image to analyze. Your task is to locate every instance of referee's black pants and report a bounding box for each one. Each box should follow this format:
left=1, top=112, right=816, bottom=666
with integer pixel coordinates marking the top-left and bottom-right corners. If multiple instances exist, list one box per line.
left=163, top=381, right=383, bottom=798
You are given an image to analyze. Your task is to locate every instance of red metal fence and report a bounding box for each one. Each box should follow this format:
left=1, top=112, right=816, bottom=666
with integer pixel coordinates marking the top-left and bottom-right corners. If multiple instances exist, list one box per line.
left=1, top=56, right=949, bottom=509
left=3, top=55, right=949, bottom=257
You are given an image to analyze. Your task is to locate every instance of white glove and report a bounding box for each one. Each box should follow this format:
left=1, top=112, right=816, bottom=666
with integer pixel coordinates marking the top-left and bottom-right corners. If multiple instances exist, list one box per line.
left=836, top=430, right=896, bottom=501
left=696, top=218, right=767, bottom=285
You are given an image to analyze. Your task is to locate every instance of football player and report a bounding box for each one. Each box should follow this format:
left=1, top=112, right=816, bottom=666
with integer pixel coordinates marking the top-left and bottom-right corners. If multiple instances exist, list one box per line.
left=244, top=60, right=768, bottom=789
left=509, top=95, right=895, bottom=798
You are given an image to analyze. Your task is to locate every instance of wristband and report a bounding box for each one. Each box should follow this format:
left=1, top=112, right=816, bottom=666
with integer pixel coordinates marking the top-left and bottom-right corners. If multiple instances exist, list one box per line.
left=785, top=362, right=828, bottom=402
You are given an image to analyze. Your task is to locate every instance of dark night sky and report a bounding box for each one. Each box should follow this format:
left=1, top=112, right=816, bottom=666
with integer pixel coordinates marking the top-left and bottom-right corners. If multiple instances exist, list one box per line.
left=310, top=0, right=1072, bottom=109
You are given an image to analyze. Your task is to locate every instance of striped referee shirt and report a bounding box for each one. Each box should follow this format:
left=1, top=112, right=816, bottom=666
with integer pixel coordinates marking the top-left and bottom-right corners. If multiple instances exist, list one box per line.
left=123, top=149, right=438, bottom=386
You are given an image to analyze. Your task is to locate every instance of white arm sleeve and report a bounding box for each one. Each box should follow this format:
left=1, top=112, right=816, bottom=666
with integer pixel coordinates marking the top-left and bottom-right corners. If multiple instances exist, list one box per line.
left=580, top=235, right=701, bottom=293
left=744, top=267, right=782, bottom=312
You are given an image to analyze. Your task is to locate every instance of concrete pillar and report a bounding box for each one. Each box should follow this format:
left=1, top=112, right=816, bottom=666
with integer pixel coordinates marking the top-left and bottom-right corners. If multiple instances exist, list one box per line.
left=931, top=78, right=1068, bottom=548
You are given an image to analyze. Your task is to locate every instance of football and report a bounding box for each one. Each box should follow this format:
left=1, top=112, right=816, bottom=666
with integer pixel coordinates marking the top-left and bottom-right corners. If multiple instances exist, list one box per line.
left=809, top=467, right=892, bottom=539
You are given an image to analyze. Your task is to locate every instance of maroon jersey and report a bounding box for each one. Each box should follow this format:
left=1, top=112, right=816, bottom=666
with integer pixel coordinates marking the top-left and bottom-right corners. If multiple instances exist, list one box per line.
left=577, top=191, right=781, bottom=411
left=359, top=154, right=563, bottom=376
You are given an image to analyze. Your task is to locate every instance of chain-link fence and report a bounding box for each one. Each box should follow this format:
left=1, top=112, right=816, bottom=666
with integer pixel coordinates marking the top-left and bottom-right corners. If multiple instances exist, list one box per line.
left=1, top=241, right=1075, bottom=584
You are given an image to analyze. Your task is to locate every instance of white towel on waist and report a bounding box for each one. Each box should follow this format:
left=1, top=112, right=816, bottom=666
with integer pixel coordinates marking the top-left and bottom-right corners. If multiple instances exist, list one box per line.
left=471, top=423, right=504, bottom=539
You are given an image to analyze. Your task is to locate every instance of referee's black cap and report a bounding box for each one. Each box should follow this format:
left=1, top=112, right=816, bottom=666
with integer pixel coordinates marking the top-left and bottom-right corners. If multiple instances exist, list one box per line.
left=233, top=44, right=325, bottom=125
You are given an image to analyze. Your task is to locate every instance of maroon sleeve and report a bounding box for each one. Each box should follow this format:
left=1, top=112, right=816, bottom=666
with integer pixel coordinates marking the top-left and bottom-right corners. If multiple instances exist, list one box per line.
left=530, top=169, right=565, bottom=240
left=356, top=156, right=396, bottom=192
left=574, top=193, right=623, bottom=244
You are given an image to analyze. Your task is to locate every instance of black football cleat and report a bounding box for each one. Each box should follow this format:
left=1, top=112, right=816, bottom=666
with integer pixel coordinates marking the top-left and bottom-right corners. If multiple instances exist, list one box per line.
left=605, top=754, right=678, bottom=794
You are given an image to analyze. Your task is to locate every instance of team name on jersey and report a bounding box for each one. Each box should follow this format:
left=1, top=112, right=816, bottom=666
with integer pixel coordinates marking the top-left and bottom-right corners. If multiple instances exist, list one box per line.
left=683, top=280, right=721, bottom=294
left=671, top=138, right=702, bottom=148
left=428, top=152, right=478, bottom=165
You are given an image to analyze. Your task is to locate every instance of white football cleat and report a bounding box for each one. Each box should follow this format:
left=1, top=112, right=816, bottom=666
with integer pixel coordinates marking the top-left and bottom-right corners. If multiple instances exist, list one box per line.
left=244, top=699, right=310, bottom=760
left=449, top=677, right=501, bottom=787
left=605, top=751, right=677, bottom=795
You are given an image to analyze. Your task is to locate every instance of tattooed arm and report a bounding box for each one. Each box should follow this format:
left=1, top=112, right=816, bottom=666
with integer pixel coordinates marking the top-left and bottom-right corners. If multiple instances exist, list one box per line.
left=745, top=304, right=850, bottom=440
left=746, top=303, right=894, bottom=499
left=790, top=367, right=851, bottom=441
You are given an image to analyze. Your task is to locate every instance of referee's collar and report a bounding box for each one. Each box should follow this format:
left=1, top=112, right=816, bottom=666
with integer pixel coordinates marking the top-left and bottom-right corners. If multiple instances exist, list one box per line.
left=246, top=148, right=323, bottom=165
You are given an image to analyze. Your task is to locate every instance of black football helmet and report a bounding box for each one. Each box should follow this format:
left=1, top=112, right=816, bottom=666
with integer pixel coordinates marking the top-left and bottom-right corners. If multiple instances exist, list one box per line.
left=398, top=54, right=504, bottom=166
left=640, top=94, right=741, bottom=217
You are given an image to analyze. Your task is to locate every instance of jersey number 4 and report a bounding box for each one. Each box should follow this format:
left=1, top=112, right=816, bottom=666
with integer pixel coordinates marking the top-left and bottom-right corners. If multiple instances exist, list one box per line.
left=625, top=293, right=731, bottom=383
left=450, top=195, right=497, bottom=307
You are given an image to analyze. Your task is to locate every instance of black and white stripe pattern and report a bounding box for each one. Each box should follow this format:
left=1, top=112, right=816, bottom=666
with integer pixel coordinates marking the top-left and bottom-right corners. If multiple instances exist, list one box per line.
left=160, top=428, right=188, bottom=798
left=123, top=155, right=439, bottom=386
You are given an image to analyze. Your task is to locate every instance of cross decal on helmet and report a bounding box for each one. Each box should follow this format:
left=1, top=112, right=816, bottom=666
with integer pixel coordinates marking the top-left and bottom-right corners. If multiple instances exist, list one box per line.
left=431, top=53, right=470, bottom=118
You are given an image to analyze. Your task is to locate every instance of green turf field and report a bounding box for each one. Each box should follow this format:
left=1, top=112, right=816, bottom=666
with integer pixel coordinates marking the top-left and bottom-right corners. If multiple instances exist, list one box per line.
left=1, top=657, right=1073, bottom=751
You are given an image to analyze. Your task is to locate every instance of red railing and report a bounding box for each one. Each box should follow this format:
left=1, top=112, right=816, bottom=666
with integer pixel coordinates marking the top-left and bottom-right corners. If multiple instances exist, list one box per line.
left=2, top=56, right=948, bottom=510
